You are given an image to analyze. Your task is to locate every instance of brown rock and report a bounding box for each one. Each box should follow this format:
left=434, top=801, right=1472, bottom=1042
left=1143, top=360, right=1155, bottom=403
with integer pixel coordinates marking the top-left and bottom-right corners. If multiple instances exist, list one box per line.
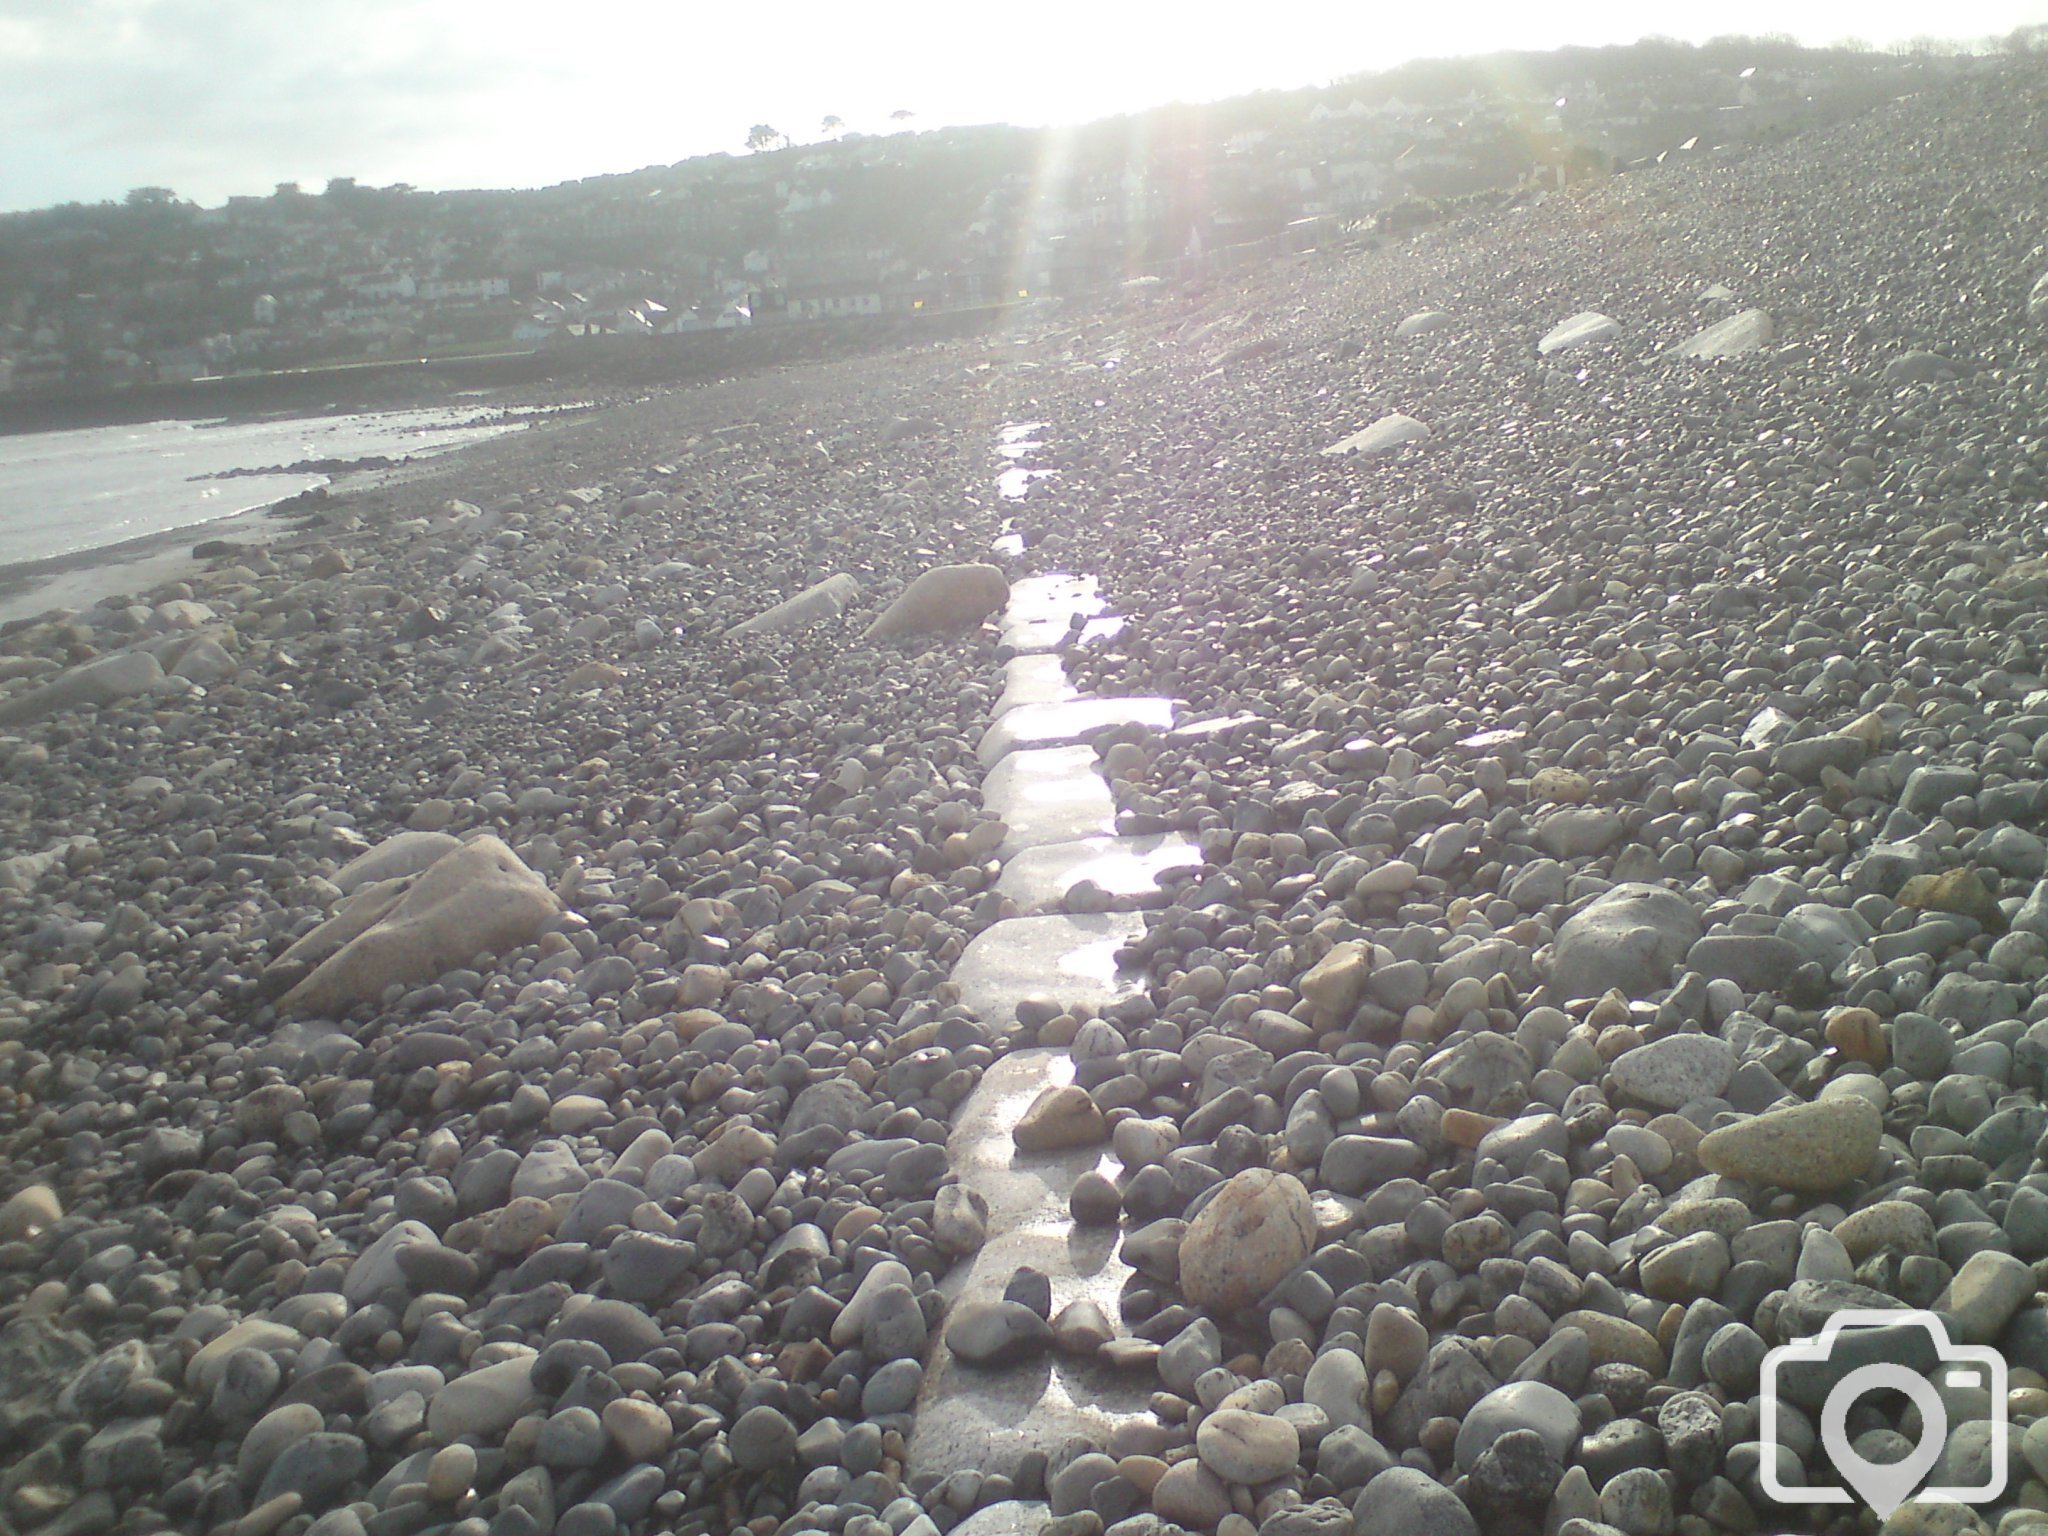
left=1012, top=1083, right=1106, bottom=1152
left=561, top=661, right=627, bottom=692
left=1441, top=1109, right=1503, bottom=1149
left=1299, top=941, right=1369, bottom=1028
left=1825, top=1007, right=1889, bottom=1068
left=1698, top=1096, right=1883, bottom=1192
left=864, top=564, right=1008, bottom=639
left=1554, top=1310, right=1667, bottom=1373
left=279, top=835, right=560, bottom=1017
left=1897, top=868, right=2005, bottom=932
left=1533, top=768, right=1594, bottom=804
left=1179, top=1168, right=1315, bottom=1314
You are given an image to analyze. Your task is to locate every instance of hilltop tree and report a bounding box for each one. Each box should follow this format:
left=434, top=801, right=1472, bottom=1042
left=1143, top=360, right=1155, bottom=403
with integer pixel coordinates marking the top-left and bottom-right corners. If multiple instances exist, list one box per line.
left=821, top=114, right=844, bottom=138
left=745, top=124, right=787, bottom=153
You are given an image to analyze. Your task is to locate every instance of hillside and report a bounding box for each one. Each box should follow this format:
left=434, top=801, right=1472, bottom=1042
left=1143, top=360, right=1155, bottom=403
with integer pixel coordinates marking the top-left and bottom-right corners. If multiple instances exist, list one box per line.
left=0, top=35, right=1991, bottom=399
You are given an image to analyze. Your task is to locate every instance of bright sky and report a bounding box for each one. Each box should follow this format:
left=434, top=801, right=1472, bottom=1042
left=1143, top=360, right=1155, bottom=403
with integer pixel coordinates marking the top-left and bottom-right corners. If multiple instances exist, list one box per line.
left=3, top=0, right=2044, bottom=212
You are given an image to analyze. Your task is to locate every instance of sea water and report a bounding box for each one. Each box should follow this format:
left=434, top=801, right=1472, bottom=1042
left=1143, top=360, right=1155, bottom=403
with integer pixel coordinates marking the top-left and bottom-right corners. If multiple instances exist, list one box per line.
left=0, top=406, right=529, bottom=568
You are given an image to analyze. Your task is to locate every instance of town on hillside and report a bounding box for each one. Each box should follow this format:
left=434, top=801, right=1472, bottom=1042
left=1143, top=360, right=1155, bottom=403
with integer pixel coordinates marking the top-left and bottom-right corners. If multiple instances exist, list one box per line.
left=0, top=35, right=2012, bottom=398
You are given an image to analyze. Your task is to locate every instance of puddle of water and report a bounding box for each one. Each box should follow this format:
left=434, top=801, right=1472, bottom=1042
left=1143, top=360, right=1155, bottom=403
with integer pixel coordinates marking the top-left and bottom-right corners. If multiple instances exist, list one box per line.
left=997, top=467, right=1055, bottom=499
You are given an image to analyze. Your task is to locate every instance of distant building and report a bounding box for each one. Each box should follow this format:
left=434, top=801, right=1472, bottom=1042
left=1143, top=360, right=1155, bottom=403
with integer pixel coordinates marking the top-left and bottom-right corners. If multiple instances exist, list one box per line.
left=783, top=282, right=883, bottom=320
left=418, top=276, right=511, bottom=302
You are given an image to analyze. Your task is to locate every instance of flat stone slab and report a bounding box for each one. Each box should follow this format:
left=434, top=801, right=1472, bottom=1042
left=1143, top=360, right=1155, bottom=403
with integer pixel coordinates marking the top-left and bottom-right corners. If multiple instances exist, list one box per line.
left=727, top=572, right=860, bottom=637
left=951, top=1505, right=1052, bottom=1536
left=978, top=696, right=1177, bottom=767
left=1669, top=308, right=1774, bottom=359
left=993, top=654, right=1077, bottom=715
left=1170, top=713, right=1271, bottom=741
left=908, top=1049, right=1150, bottom=1482
left=983, top=746, right=1116, bottom=855
left=1395, top=310, right=1452, bottom=336
left=1322, top=413, right=1430, bottom=457
left=996, top=833, right=1201, bottom=915
left=949, top=913, right=1145, bottom=1029
left=1538, top=310, right=1621, bottom=355
left=1002, top=574, right=1104, bottom=653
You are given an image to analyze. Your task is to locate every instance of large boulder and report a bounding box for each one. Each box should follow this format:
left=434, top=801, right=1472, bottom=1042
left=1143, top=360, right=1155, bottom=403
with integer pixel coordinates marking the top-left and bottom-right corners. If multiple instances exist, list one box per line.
left=0, top=650, right=163, bottom=726
left=278, top=835, right=560, bottom=1017
left=865, top=564, right=1008, bottom=640
left=1669, top=308, right=1774, bottom=359
left=1548, top=884, right=1701, bottom=1002
left=167, top=636, right=238, bottom=685
left=728, top=573, right=861, bottom=637
left=1179, top=1168, right=1314, bottom=1313
left=1011, top=1083, right=1105, bottom=1152
left=333, top=831, right=461, bottom=895
left=1609, top=1034, right=1734, bottom=1109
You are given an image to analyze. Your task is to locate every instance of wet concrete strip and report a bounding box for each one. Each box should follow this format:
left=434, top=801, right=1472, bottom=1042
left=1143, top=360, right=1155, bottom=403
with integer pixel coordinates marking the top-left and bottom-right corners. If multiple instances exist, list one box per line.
left=1001, top=573, right=1104, bottom=653
left=905, top=422, right=1175, bottom=1486
left=979, top=695, right=1178, bottom=768
left=983, top=745, right=1118, bottom=856
left=992, top=653, right=1076, bottom=714
left=995, top=833, right=1202, bottom=916
left=948, top=911, right=1146, bottom=1032
left=905, top=1049, right=1154, bottom=1481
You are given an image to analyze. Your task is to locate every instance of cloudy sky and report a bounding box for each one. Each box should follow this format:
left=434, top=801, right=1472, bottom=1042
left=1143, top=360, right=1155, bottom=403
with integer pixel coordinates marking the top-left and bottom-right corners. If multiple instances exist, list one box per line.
left=4, top=0, right=2044, bottom=212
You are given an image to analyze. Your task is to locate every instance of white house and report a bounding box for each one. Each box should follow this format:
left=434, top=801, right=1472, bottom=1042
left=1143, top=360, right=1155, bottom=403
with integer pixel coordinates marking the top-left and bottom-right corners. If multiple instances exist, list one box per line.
left=343, top=272, right=417, bottom=303
left=418, top=276, right=511, bottom=303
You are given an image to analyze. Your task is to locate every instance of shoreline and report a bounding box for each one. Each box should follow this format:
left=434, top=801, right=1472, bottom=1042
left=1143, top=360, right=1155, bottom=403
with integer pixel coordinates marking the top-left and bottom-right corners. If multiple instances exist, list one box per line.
left=0, top=309, right=1026, bottom=626
left=0, top=398, right=591, bottom=628
left=0, top=439, right=500, bottom=628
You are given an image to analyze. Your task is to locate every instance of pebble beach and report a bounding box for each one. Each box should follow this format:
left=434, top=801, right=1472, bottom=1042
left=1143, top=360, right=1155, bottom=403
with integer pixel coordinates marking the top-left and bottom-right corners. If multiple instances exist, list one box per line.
left=5, top=53, right=2048, bottom=1536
